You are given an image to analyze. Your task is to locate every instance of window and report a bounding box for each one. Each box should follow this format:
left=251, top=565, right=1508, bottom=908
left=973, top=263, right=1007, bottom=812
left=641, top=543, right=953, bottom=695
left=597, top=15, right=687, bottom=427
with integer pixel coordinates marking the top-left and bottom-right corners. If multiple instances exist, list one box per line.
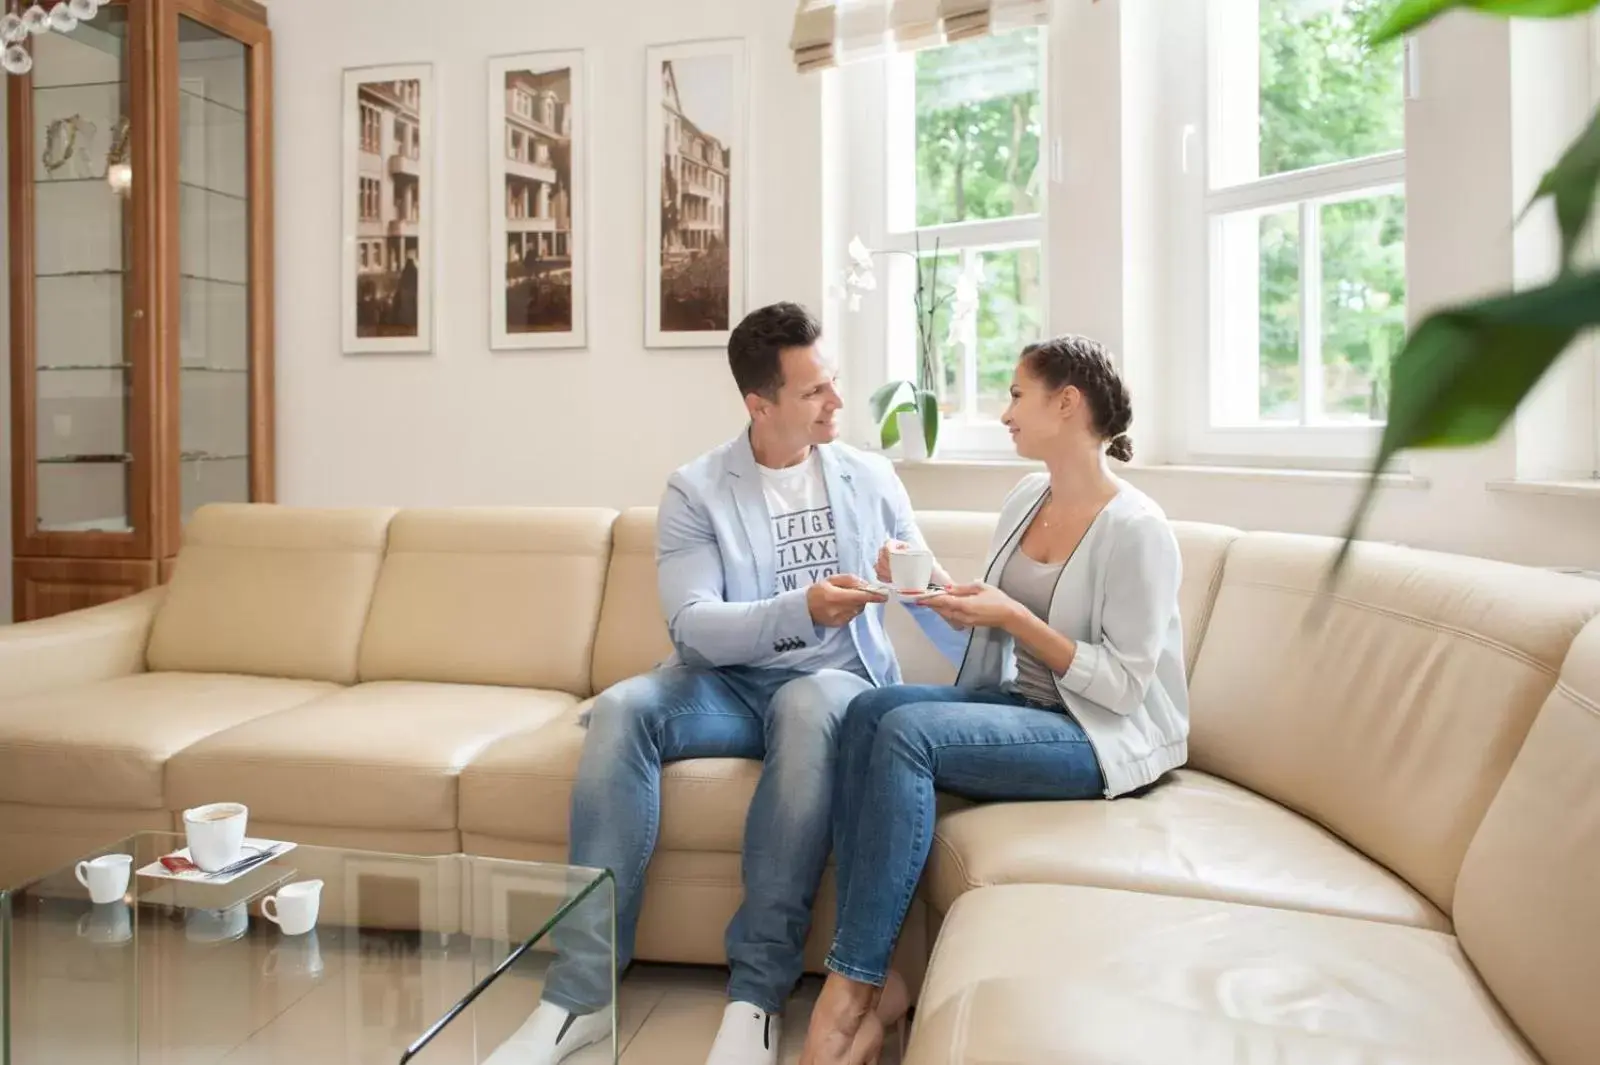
left=1198, top=0, right=1407, bottom=462
left=359, top=177, right=380, bottom=222
left=842, top=27, right=1047, bottom=456
left=360, top=103, right=381, bottom=154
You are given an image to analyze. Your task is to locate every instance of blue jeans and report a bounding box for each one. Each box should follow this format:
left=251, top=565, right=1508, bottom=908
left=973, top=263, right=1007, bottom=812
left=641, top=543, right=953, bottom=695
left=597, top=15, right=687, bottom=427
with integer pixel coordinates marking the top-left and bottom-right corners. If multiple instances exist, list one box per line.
left=541, top=664, right=873, bottom=1015
left=824, top=684, right=1106, bottom=986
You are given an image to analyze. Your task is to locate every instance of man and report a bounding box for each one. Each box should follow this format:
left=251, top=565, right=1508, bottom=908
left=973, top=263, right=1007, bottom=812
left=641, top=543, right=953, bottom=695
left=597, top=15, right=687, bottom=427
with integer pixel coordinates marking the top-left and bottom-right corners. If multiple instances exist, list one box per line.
left=484, top=302, right=941, bottom=1065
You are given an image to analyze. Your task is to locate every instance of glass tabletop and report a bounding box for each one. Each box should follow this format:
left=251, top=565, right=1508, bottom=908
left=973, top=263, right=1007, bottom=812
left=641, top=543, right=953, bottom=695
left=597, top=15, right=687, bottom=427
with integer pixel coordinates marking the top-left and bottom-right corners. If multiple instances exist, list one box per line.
left=0, top=833, right=617, bottom=1065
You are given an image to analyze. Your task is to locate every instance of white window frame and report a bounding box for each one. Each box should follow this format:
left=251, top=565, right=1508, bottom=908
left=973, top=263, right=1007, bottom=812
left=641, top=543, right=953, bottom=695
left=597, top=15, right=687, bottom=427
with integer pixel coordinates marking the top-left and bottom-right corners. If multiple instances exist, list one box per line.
left=1187, top=0, right=1410, bottom=467
left=839, top=30, right=1050, bottom=459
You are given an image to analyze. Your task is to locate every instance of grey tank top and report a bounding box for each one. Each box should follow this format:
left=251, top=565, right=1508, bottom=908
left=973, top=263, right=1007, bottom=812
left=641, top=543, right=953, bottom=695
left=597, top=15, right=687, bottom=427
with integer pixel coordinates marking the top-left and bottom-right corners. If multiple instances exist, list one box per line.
left=997, top=548, right=1067, bottom=707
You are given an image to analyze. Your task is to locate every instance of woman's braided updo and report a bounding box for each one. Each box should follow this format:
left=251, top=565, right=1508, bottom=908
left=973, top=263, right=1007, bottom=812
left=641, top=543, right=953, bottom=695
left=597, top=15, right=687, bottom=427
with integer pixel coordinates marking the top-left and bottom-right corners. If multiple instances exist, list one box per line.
left=1020, top=335, right=1134, bottom=462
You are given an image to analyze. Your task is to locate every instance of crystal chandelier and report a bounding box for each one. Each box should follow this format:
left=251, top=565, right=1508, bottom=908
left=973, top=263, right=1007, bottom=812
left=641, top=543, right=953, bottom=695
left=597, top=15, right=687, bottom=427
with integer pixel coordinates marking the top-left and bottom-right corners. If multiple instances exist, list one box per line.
left=1, top=1, right=105, bottom=76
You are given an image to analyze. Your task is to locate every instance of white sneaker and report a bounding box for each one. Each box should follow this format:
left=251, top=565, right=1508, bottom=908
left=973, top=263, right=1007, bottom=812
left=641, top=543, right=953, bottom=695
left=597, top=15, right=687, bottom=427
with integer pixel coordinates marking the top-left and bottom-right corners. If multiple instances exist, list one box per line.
left=481, top=1001, right=610, bottom=1065
left=704, top=1001, right=781, bottom=1065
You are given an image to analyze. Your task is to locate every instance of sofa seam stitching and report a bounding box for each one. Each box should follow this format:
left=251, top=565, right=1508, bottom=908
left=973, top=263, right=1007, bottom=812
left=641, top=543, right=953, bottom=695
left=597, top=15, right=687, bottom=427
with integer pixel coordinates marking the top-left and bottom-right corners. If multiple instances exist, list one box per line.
left=1225, top=579, right=1568, bottom=675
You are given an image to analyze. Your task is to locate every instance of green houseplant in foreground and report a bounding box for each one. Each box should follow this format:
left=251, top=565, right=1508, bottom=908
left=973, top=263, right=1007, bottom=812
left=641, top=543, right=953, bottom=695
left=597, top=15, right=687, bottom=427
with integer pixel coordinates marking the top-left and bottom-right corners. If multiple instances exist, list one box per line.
left=1332, top=0, right=1600, bottom=581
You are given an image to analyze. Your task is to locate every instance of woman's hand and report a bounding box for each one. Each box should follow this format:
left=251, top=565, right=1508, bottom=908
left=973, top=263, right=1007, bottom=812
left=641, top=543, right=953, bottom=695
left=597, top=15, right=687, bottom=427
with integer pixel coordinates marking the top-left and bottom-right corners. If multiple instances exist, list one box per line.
left=924, top=581, right=1027, bottom=631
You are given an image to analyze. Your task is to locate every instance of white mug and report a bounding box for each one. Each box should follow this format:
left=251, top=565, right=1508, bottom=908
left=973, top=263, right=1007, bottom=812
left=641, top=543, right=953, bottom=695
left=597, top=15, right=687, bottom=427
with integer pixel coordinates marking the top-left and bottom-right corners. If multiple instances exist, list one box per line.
left=74, top=853, right=132, bottom=904
left=77, top=902, right=132, bottom=944
left=888, top=545, right=935, bottom=593
left=183, top=801, right=248, bottom=873
left=262, top=879, right=323, bottom=936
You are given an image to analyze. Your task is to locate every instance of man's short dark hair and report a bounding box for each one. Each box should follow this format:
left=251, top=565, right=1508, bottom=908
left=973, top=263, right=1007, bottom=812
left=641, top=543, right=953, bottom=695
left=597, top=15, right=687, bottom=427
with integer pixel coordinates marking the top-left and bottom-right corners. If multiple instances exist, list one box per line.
left=727, top=302, right=822, bottom=400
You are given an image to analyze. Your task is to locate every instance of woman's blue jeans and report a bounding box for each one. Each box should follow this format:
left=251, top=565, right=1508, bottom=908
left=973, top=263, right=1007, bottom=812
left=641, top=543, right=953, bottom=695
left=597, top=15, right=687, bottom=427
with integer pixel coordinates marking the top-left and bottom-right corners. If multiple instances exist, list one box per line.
left=824, top=684, right=1106, bottom=986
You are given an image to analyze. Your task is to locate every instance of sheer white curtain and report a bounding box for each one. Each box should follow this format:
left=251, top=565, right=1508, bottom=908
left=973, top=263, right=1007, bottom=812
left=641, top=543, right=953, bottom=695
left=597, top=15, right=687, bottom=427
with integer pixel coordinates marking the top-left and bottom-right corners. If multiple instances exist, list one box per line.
left=789, top=0, right=1050, bottom=72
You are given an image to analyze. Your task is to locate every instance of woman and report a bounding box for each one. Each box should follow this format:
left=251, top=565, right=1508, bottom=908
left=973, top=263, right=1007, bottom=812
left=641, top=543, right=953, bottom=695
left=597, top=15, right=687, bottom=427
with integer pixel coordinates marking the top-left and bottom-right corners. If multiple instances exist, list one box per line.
left=798, top=335, right=1187, bottom=1065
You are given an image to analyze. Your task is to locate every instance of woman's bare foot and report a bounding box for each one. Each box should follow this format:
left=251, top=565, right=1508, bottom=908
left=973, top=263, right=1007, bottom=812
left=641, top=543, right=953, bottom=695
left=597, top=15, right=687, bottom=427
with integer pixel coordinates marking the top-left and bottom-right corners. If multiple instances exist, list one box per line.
left=799, top=973, right=878, bottom=1065
left=844, top=970, right=910, bottom=1065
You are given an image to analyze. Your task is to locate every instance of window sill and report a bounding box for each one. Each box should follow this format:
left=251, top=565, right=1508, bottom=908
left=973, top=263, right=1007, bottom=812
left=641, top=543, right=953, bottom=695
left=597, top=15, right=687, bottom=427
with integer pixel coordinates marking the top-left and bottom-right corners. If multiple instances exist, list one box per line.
left=892, top=456, right=1429, bottom=490
left=1485, top=478, right=1600, bottom=500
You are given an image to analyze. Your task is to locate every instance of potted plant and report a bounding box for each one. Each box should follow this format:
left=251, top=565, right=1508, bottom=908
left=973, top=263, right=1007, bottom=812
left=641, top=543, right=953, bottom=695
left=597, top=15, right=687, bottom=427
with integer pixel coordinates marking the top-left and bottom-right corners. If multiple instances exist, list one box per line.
left=837, top=235, right=979, bottom=462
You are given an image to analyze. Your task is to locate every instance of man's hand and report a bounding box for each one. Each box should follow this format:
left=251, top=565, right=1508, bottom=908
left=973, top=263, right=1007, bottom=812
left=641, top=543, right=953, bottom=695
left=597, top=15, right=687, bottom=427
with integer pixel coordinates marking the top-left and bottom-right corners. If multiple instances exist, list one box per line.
left=807, top=574, right=888, bottom=627
left=924, top=581, right=1026, bottom=632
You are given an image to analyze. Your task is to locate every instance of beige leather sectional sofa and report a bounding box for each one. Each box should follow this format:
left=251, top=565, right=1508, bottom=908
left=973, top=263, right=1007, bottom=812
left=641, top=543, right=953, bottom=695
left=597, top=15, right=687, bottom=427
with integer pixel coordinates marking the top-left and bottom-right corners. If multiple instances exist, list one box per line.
left=1, top=502, right=1596, bottom=1064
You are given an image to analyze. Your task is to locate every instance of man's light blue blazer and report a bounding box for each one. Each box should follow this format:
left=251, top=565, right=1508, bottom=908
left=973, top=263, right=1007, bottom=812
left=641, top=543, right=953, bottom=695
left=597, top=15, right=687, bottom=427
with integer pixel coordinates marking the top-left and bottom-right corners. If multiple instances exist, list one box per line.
left=654, top=429, right=935, bottom=687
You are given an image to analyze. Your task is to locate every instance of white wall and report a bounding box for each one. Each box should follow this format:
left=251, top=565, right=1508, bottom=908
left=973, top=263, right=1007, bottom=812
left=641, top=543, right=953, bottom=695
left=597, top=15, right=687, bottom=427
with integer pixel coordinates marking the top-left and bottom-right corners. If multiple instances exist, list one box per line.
left=270, top=0, right=821, bottom=509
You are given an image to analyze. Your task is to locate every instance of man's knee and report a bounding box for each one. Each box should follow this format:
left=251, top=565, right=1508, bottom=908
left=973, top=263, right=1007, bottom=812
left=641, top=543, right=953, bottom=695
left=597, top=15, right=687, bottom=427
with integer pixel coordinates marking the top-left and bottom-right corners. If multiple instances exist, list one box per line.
left=767, top=670, right=870, bottom=742
left=586, top=669, right=684, bottom=742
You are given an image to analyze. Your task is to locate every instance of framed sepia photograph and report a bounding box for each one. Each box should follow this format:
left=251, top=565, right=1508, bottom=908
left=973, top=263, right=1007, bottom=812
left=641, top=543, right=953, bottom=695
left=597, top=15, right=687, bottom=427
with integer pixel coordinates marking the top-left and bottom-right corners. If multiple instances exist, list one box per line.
left=489, top=51, right=586, bottom=350
left=645, top=39, right=746, bottom=349
left=341, top=63, right=434, bottom=354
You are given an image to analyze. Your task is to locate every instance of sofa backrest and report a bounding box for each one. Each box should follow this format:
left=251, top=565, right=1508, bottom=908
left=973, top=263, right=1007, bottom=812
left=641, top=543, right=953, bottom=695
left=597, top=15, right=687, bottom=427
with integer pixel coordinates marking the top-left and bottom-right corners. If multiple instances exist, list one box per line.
left=590, top=508, right=675, bottom=693
left=358, top=508, right=616, bottom=694
left=586, top=508, right=1240, bottom=692
left=1451, top=615, right=1600, bottom=1065
left=147, top=504, right=396, bottom=684
left=1187, top=532, right=1600, bottom=915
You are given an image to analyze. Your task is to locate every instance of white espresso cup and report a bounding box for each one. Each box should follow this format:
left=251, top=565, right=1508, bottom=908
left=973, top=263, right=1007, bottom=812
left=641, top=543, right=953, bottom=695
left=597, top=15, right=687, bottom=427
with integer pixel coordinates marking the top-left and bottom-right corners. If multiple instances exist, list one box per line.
left=183, top=802, right=249, bottom=873
left=74, top=853, right=133, bottom=904
left=888, top=545, right=935, bottom=593
left=262, top=879, right=323, bottom=936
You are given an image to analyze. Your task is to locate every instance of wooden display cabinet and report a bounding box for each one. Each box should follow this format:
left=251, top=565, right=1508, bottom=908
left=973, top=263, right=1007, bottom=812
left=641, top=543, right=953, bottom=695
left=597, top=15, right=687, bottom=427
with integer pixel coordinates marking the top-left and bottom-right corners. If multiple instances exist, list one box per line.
left=7, top=0, right=273, bottom=621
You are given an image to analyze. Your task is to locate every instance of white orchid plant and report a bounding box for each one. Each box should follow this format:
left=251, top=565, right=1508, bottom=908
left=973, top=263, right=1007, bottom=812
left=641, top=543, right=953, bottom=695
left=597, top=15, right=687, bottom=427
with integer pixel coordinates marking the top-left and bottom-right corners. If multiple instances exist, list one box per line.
left=833, top=234, right=981, bottom=456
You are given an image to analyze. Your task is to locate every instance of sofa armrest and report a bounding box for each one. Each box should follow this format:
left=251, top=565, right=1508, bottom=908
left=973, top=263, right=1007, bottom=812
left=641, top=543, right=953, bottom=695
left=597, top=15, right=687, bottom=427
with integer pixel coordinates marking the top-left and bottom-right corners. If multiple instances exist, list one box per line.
left=0, top=588, right=165, bottom=701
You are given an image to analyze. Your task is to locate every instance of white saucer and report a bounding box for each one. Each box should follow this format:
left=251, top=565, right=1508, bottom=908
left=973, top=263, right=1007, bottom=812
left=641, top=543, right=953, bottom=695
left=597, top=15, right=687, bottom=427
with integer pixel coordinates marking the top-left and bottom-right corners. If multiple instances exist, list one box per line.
left=866, top=581, right=946, bottom=603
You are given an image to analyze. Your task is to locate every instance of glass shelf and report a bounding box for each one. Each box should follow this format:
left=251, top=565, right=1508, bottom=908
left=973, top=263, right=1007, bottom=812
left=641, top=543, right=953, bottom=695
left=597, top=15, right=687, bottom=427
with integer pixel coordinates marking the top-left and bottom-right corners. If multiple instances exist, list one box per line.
left=179, top=180, right=245, bottom=202
left=38, top=363, right=132, bottom=372
left=180, top=365, right=247, bottom=374
left=179, top=86, right=246, bottom=116
left=178, top=273, right=247, bottom=287
left=32, top=80, right=125, bottom=92
left=179, top=451, right=247, bottom=462
left=38, top=453, right=131, bottom=465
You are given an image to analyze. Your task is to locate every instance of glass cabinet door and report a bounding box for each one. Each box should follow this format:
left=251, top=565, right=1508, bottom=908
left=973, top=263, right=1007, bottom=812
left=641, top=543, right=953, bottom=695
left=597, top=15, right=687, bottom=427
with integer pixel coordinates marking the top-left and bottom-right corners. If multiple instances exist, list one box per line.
left=29, top=5, right=134, bottom=534
left=175, top=14, right=249, bottom=522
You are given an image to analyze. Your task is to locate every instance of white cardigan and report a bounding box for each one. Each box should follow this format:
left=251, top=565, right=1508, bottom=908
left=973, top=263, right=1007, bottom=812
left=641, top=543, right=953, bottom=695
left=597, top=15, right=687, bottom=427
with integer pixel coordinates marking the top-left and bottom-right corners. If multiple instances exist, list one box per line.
left=919, top=472, right=1189, bottom=798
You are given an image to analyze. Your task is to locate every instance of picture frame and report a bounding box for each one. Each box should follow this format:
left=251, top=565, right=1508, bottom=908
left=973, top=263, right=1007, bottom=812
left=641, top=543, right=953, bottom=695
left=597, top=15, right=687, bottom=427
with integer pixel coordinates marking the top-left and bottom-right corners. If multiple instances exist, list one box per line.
left=341, top=63, right=434, bottom=355
left=644, top=38, right=747, bottom=349
left=488, top=50, right=587, bottom=350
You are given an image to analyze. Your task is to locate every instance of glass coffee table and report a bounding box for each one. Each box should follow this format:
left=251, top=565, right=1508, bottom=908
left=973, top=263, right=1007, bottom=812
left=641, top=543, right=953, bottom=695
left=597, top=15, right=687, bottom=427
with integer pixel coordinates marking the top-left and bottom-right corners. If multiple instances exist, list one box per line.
left=0, top=833, right=617, bottom=1065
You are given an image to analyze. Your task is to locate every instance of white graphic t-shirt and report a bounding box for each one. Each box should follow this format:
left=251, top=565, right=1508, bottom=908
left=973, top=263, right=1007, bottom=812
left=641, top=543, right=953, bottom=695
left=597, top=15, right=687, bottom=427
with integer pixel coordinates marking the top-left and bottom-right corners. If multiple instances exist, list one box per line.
left=759, top=451, right=867, bottom=675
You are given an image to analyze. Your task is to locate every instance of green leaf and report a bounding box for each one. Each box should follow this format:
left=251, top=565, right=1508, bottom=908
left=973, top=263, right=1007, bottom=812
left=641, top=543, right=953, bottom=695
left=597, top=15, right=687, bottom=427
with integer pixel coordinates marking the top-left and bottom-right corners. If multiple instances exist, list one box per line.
left=916, top=389, right=941, bottom=455
left=1371, top=0, right=1599, bottom=46
left=1518, top=105, right=1600, bottom=270
left=1330, top=267, right=1600, bottom=581
left=869, top=381, right=913, bottom=431
left=878, top=401, right=916, bottom=449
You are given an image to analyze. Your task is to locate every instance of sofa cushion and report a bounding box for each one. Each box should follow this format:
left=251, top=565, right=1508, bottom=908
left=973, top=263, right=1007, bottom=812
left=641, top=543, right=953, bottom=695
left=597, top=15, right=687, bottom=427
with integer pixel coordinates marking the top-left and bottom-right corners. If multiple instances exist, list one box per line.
left=907, top=883, right=1537, bottom=1065
left=0, top=673, right=337, bottom=810
left=927, top=769, right=1447, bottom=930
left=1187, top=531, right=1600, bottom=913
left=167, top=681, right=575, bottom=832
left=147, top=504, right=396, bottom=684
left=460, top=705, right=759, bottom=851
left=1452, top=617, right=1600, bottom=1065
left=358, top=508, right=616, bottom=694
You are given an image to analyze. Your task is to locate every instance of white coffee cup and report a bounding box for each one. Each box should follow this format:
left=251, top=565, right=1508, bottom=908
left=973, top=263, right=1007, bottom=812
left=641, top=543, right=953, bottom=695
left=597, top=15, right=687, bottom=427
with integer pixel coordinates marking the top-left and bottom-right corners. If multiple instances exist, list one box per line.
left=888, top=545, right=935, bottom=593
left=74, top=853, right=133, bottom=904
left=77, top=902, right=132, bottom=944
left=262, top=879, right=323, bottom=936
left=183, top=801, right=249, bottom=873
